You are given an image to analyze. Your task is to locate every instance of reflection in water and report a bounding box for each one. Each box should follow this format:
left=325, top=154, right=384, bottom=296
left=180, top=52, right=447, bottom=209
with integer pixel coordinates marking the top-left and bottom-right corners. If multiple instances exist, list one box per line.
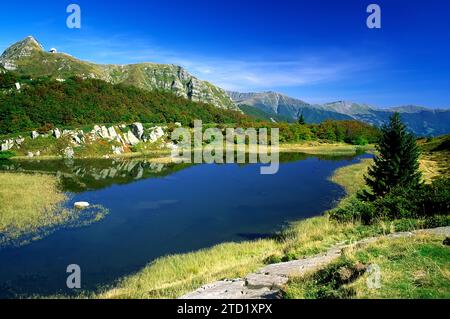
left=0, top=158, right=190, bottom=192
left=0, top=152, right=362, bottom=193
left=0, top=205, right=109, bottom=248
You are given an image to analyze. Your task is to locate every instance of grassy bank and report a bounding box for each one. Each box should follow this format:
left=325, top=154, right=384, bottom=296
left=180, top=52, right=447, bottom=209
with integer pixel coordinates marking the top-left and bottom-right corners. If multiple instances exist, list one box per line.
left=284, top=233, right=450, bottom=299
left=279, top=142, right=373, bottom=155
left=0, top=173, right=67, bottom=244
left=0, top=172, right=108, bottom=247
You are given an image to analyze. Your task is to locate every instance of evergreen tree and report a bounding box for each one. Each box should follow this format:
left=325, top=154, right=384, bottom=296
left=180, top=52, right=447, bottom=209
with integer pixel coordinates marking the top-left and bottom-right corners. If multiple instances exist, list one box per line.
left=298, top=112, right=305, bottom=125
left=362, top=112, right=421, bottom=199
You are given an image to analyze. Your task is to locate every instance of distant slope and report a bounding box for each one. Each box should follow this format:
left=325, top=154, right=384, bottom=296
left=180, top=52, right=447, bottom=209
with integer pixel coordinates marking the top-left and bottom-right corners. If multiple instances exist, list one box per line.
left=227, top=91, right=352, bottom=124
left=228, top=91, right=450, bottom=136
left=238, top=104, right=293, bottom=122
left=0, top=36, right=237, bottom=110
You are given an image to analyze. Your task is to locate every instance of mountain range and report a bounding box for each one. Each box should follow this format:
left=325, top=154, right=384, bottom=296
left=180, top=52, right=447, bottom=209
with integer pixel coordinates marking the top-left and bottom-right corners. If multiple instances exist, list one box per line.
left=227, top=91, right=450, bottom=136
left=1, top=36, right=449, bottom=136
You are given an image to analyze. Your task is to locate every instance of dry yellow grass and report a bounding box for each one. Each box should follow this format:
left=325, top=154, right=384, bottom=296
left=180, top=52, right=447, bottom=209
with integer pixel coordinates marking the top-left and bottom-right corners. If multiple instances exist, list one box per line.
left=420, top=158, right=443, bottom=183
left=330, top=158, right=373, bottom=196
left=0, top=172, right=67, bottom=242
left=279, top=142, right=374, bottom=155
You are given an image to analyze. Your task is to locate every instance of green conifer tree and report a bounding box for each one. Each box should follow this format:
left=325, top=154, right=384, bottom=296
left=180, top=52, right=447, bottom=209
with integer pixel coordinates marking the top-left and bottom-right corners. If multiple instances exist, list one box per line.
left=362, top=112, right=421, bottom=199
left=298, top=112, right=305, bottom=125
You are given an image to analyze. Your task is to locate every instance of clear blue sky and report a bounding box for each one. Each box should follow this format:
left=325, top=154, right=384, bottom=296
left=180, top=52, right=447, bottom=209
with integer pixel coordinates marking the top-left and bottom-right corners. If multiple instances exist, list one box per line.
left=1, top=0, right=449, bottom=108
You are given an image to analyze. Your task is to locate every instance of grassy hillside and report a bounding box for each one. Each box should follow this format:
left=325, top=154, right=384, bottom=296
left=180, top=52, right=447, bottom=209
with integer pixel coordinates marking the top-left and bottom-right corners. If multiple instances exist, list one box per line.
left=418, top=134, right=450, bottom=179
left=0, top=74, right=246, bottom=134
left=0, top=36, right=236, bottom=110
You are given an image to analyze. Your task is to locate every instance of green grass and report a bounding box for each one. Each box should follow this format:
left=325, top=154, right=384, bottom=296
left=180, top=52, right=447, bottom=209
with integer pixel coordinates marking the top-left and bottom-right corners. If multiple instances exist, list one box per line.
left=284, top=233, right=450, bottom=299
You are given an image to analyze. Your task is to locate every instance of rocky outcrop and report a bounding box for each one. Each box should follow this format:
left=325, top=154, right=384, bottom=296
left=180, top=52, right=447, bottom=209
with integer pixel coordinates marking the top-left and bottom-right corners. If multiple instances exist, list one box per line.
left=1, top=137, right=24, bottom=151
left=0, top=123, right=170, bottom=157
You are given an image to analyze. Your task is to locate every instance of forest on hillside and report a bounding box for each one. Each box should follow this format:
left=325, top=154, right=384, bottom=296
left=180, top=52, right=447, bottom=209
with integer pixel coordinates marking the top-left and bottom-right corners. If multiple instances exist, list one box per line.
left=0, top=72, right=380, bottom=145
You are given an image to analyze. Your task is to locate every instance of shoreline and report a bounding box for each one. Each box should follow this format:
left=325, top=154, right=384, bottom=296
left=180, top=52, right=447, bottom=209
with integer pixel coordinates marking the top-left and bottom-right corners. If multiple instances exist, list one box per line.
left=6, top=142, right=374, bottom=162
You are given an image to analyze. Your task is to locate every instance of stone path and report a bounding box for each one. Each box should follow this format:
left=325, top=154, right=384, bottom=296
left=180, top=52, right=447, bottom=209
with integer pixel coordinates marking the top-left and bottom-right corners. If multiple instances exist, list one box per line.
left=180, top=227, right=450, bottom=299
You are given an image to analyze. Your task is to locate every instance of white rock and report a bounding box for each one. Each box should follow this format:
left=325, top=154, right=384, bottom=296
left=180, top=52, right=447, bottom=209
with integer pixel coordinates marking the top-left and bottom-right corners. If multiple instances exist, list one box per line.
left=27, top=152, right=34, bottom=158
left=175, top=122, right=182, bottom=127
left=112, top=145, right=123, bottom=155
left=64, top=147, right=74, bottom=159
left=131, top=123, right=144, bottom=140
left=99, top=126, right=109, bottom=139
left=108, top=127, right=118, bottom=139
left=31, top=131, right=39, bottom=139
left=1, top=139, right=14, bottom=151
left=148, top=126, right=165, bottom=143
left=53, top=128, right=61, bottom=139
left=126, top=131, right=140, bottom=146
left=74, top=202, right=90, bottom=209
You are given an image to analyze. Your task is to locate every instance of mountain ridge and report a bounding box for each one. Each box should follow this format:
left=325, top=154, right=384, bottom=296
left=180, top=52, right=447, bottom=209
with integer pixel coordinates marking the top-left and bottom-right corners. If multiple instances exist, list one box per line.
left=227, top=91, right=450, bottom=136
left=0, top=36, right=237, bottom=111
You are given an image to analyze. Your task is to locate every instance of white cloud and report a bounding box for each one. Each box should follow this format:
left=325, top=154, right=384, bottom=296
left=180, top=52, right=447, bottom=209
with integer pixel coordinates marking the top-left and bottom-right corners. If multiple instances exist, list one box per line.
left=49, top=35, right=377, bottom=93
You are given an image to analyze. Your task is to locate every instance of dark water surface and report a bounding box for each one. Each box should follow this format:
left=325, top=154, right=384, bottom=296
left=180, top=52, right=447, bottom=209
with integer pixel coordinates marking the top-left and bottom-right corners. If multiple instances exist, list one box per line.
left=0, top=152, right=370, bottom=298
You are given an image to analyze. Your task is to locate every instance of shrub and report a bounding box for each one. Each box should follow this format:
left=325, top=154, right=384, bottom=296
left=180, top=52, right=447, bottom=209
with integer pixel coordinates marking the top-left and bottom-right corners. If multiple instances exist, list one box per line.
left=329, top=197, right=376, bottom=224
left=0, top=150, right=16, bottom=159
left=331, top=178, right=450, bottom=225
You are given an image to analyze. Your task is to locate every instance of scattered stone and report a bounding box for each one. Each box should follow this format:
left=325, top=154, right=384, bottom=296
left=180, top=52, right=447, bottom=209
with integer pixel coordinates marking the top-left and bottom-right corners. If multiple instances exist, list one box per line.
left=53, top=128, right=62, bottom=139
left=64, top=147, right=74, bottom=159
left=175, top=122, right=182, bottom=127
left=15, top=137, right=24, bottom=145
left=112, top=145, right=124, bottom=155
left=1, top=139, right=14, bottom=151
left=148, top=126, right=165, bottom=143
left=27, top=152, right=34, bottom=158
left=443, top=237, right=450, bottom=246
left=74, top=202, right=90, bottom=209
left=31, top=131, right=39, bottom=139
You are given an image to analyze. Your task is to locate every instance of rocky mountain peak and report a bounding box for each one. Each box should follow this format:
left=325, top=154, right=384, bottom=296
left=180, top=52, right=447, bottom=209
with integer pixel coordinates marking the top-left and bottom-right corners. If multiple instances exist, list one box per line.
left=0, top=36, right=44, bottom=70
